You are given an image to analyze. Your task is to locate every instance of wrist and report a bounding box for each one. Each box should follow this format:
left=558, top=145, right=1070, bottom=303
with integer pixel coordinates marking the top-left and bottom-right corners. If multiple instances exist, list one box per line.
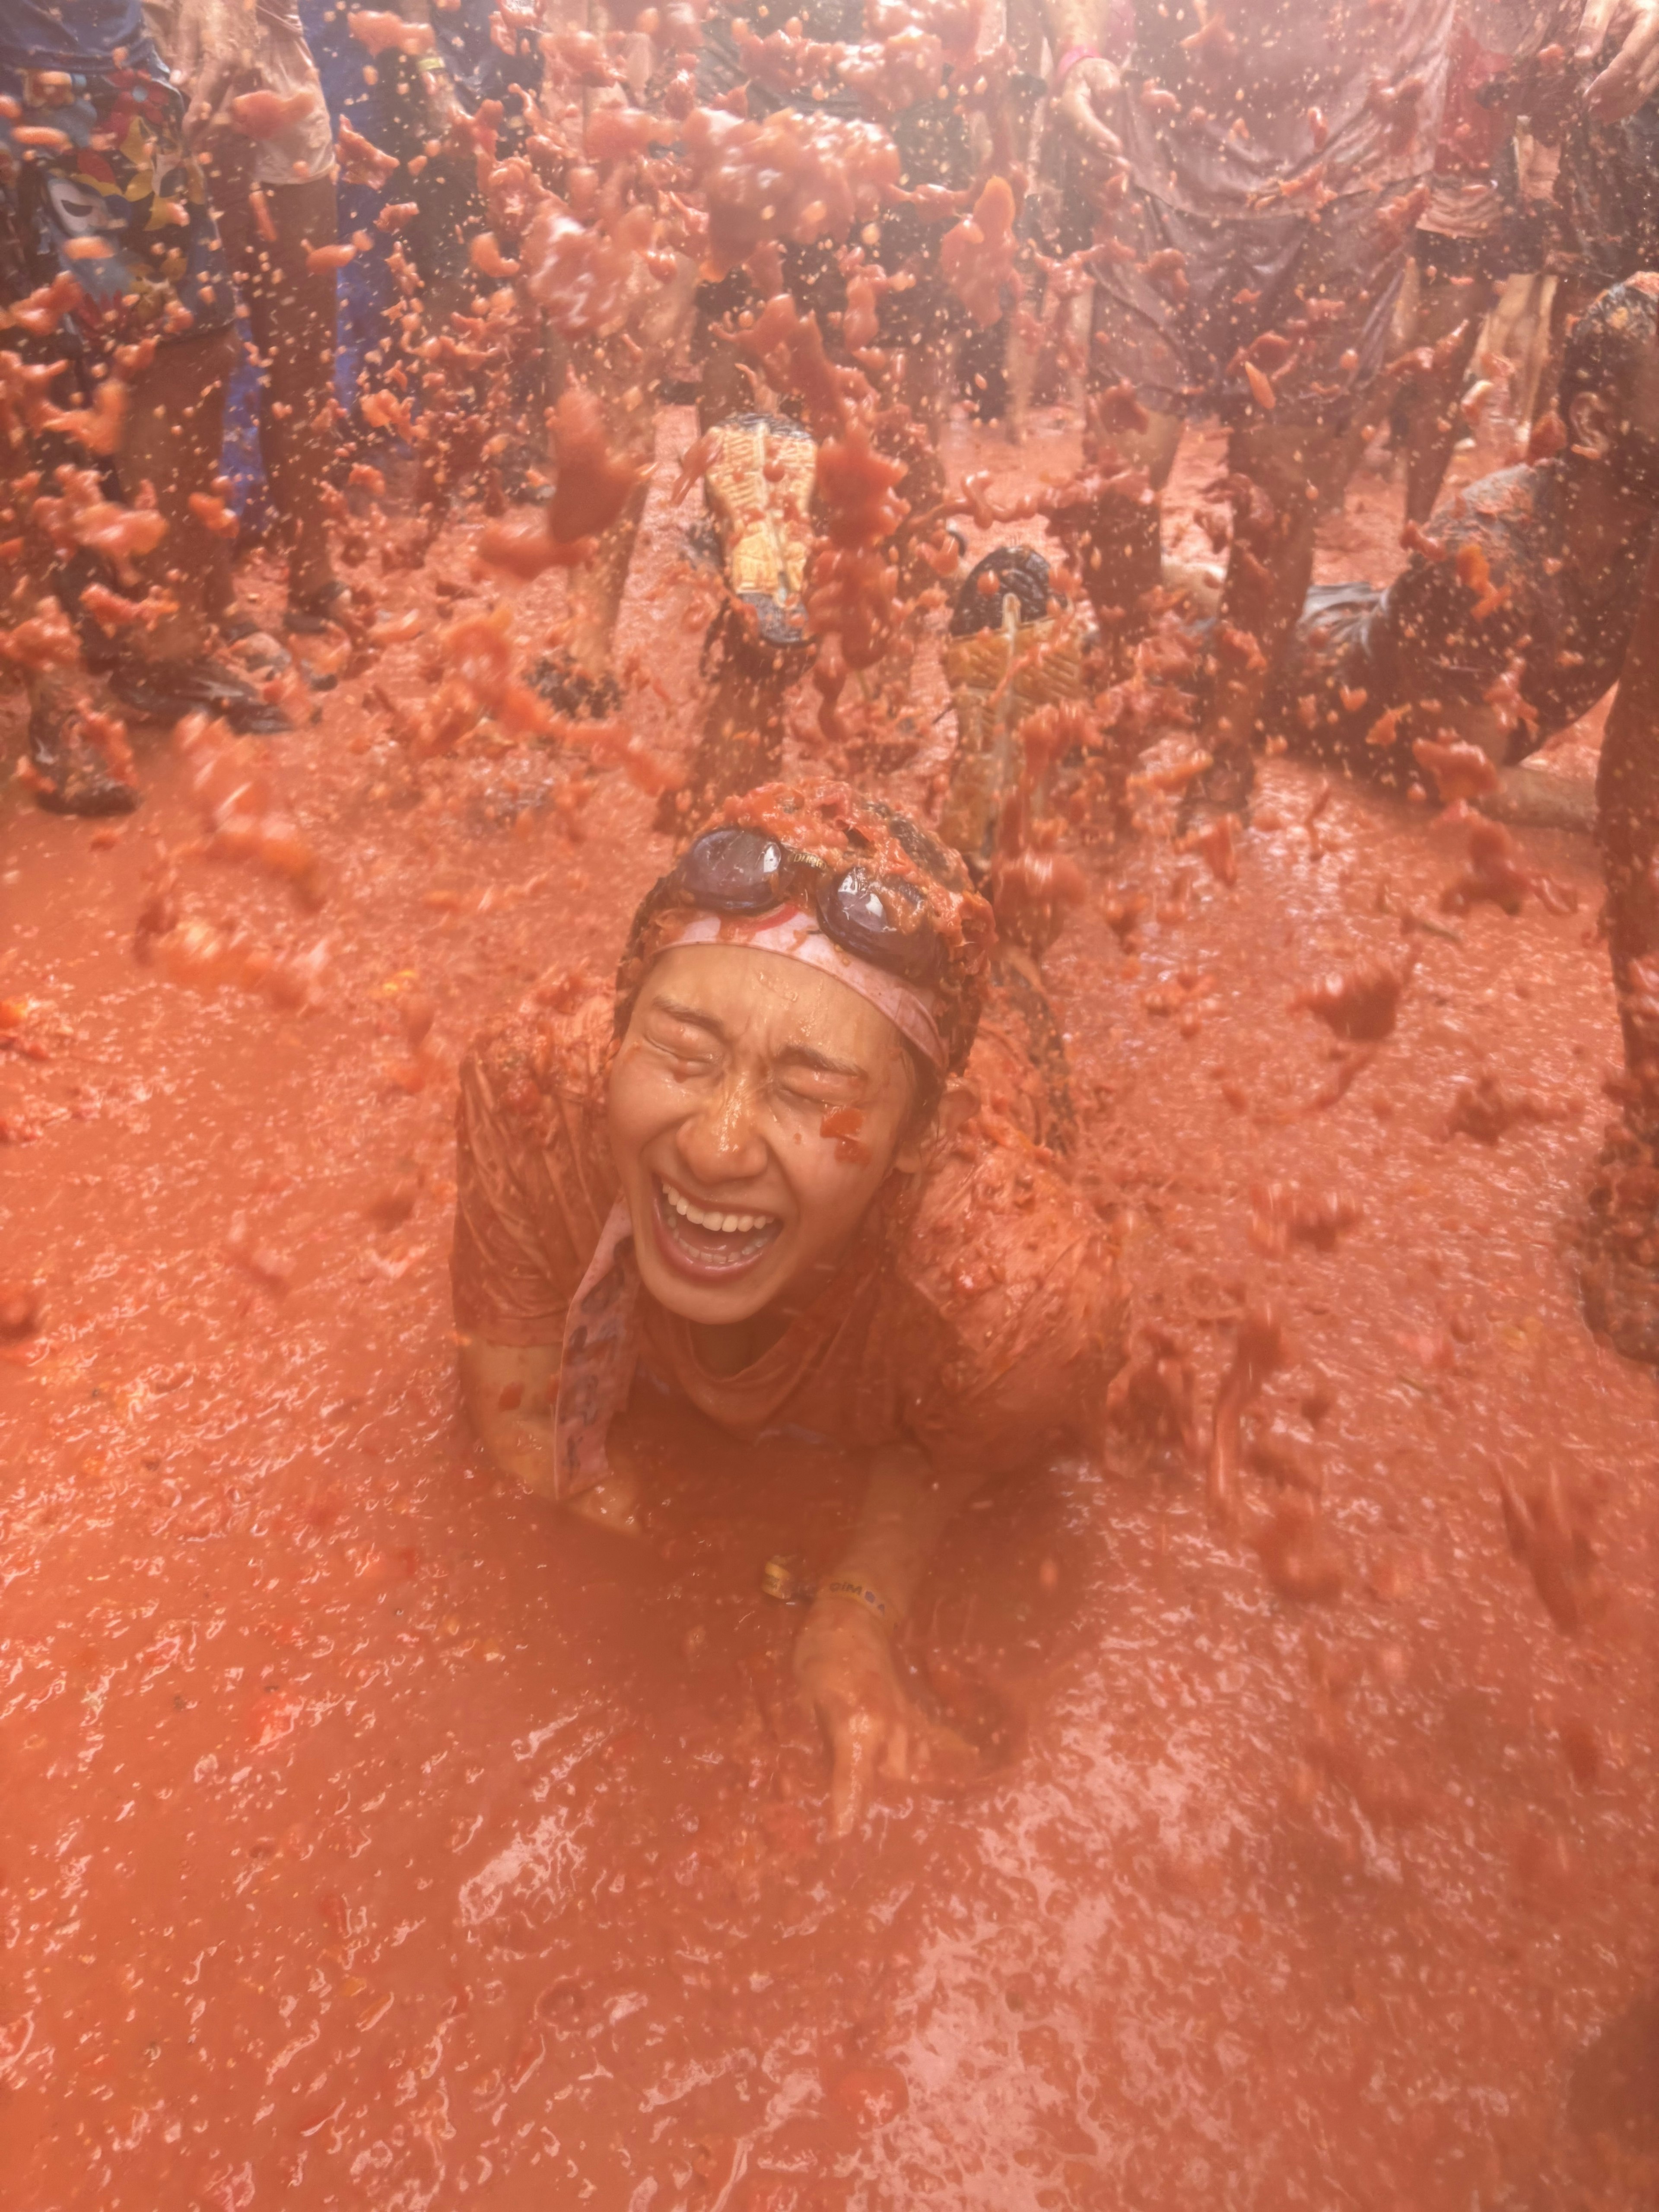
left=1051, top=42, right=1100, bottom=93
left=819, top=1575, right=897, bottom=1630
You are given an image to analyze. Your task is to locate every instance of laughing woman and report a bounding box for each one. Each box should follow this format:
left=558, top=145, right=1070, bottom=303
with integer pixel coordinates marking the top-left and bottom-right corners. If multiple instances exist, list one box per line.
left=451, top=781, right=1124, bottom=1829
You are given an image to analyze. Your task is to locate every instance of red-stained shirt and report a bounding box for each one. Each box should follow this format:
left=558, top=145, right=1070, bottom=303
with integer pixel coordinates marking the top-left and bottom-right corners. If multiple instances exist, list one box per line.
left=450, top=982, right=1125, bottom=1475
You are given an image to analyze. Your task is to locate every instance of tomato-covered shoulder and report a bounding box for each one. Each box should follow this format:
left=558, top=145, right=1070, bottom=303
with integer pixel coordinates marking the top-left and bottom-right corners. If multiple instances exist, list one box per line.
left=450, top=979, right=620, bottom=1347
left=891, top=1108, right=1127, bottom=1476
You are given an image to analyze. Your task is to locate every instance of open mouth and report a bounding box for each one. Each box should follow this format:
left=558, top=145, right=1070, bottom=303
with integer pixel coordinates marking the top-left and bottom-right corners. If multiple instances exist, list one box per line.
left=652, top=1175, right=782, bottom=1277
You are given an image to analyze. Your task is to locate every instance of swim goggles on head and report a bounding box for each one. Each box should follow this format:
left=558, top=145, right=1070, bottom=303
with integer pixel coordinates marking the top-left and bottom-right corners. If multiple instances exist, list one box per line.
left=666, top=826, right=946, bottom=990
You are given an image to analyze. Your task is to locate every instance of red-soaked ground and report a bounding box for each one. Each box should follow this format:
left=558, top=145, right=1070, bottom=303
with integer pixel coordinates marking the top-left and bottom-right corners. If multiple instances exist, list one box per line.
left=2, top=413, right=1656, bottom=2212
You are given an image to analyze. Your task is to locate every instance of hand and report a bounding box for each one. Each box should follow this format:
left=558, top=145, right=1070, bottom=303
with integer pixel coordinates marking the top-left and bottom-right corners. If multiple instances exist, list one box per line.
left=181, top=56, right=241, bottom=147
left=792, top=1594, right=976, bottom=1835
left=566, top=1466, right=642, bottom=1534
left=165, top=0, right=260, bottom=144
left=1578, top=0, right=1659, bottom=121
left=1053, top=55, right=1126, bottom=169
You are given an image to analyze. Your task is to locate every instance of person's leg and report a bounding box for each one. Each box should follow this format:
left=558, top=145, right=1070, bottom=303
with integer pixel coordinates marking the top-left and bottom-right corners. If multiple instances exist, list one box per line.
left=1069, top=404, right=1184, bottom=650
left=1583, top=530, right=1659, bottom=1359
left=668, top=411, right=818, bottom=822
left=1198, top=414, right=1349, bottom=795
left=114, top=322, right=240, bottom=668
left=1398, top=244, right=1497, bottom=523
left=1078, top=182, right=1194, bottom=646
left=563, top=366, right=657, bottom=687
left=1189, top=186, right=1416, bottom=804
left=674, top=623, right=794, bottom=824
left=940, top=544, right=1087, bottom=868
left=220, top=173, right=340, bottom=616
left=2, top=409, right=141, bottom=812
left=1532, top=269, right=1602, bottom=424
left=556, top=256, right=697, bottom=690
left=99, top=315, right=286, bottom=730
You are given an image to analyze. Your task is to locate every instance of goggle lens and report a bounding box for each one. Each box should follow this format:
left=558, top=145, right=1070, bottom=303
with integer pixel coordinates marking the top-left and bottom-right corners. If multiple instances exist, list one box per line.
left=675, top=826, right=785, bottom=913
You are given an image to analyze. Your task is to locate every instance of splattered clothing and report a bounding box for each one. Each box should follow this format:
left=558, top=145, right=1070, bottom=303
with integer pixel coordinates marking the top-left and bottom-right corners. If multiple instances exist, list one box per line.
left=1266, top=460, right=1656, bottom=779
left=451, top=981, right=1124, bottom=1497
left=0, top=52, right=233, bottom=348
left=1092, top=0, right=1455, bottom=424
left=142, top=0, right=335, bottom=188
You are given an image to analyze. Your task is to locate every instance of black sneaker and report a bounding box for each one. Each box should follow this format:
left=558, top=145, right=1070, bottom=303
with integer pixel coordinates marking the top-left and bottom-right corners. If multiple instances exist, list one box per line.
left=525, top=654, right=623, bottom=721
left=105, top=656, right=291, bottom=736
left=25, top=697, right=141, bottom=817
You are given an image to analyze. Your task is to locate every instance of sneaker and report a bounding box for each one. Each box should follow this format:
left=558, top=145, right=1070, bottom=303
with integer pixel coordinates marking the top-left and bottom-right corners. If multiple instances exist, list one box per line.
left=22, top=696, right=140, bottom=817
left=524, top=654, right=623, bottom=721
left=702, top=412, right=816, bottom=650
left=940, top=545, right=1086, bottom=863
left=105, top=655, right=291, bottom=737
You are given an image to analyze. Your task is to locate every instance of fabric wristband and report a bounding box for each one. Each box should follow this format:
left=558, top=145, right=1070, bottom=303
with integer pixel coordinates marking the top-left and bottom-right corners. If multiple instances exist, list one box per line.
left=822, top=1577, right=893, bottom=1625
left=1050, top=43, right=1100, bottom=94
left=661, top=905, right=948, bottom=1074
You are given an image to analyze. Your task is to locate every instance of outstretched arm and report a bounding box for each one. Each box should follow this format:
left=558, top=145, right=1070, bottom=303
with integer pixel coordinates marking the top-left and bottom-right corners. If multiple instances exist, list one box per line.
left=1039, top=0, right=1126, bottom=170
left=1578, top=0, right=1659, bottom=119
left=793, top=1442, right=990, bottom=1835
left=457, top=1335, right=640, bottom=1529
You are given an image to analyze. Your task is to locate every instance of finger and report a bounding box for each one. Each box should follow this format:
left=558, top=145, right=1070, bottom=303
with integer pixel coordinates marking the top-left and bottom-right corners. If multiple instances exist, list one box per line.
left=1593, top=3, right=1659, bottom=80
left=1586, top=55, right=1643, bottom=114
left=829, top=1711, right=881, bottom=1837
left=1575, top=0, right=1623, bottom=56
left=879, top=1711, right=909, bottom=1783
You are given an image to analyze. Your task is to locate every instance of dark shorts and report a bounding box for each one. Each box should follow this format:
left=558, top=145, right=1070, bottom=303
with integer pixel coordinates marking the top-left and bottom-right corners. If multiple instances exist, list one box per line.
left=1090, top=182, right=1421, bottom=429
left=0, top=61, right=234, bottom=350
left=1410, top=225, right=1503, bottom=288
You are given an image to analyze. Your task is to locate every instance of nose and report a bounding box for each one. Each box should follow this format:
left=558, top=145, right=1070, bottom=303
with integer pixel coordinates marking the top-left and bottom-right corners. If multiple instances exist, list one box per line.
left=675, top=1069, right=768, bottom=1190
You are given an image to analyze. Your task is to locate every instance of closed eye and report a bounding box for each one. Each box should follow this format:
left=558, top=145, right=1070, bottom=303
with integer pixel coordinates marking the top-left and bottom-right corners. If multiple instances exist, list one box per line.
left=778, top=1071, right=863, bottom=1111
left=643, top=1016, right=720, bottom=1072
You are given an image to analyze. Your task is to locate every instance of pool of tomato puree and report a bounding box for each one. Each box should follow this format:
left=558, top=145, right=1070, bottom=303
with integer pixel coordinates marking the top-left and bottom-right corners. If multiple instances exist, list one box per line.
left=1, top=414, right=1655, bottom=2211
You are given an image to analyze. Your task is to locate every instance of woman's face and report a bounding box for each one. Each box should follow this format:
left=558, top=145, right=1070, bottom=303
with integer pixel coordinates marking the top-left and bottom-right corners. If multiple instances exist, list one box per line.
left=607, top=943, right=924, bottom=1326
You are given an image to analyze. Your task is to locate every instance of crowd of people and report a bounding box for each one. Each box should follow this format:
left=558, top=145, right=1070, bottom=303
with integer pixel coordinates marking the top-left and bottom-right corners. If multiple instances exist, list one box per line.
left=7, top=0, right=1659, bottom=1807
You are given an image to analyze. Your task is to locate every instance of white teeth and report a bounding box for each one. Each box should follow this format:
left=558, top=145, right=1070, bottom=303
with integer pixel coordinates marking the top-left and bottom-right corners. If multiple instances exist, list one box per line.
left=659, top=1179, right=774, bottom=1238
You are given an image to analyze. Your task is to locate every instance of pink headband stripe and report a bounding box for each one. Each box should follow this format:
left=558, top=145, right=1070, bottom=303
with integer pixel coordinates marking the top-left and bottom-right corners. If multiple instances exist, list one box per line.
left=660, top=906, right=948, bottom=1072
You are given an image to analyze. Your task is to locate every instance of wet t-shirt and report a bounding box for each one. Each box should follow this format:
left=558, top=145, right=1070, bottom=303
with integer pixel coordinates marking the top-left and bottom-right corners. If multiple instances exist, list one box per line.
left=1271, top=460, right=1656, bottom=770
left=143, top=0, right=333, bottom=183
left=451, top=982, right=1125, bottom=1477
left=2, top=0, right=157, bottom=70
left=1119, top=0, right=1456, bottom=214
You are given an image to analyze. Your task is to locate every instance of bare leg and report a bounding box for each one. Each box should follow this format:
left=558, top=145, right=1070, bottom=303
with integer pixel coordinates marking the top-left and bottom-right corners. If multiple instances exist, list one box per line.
left=1532, top=272, right=1599, bottom=426
left=1004, top=290, right=1042, bottom=445
left=1075, top=406, right=1183, bottom=647
left=674, top=625, right=793, bottom=825
left=1198, top=416, right=1349, bottom=801
left=1399, top=267, right=1492, bottom=524
left=216, top=172, right=340, bottom=611
left=564, top=400, right=654, bottom=683
left=561, top=260, right=694, bottom=682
